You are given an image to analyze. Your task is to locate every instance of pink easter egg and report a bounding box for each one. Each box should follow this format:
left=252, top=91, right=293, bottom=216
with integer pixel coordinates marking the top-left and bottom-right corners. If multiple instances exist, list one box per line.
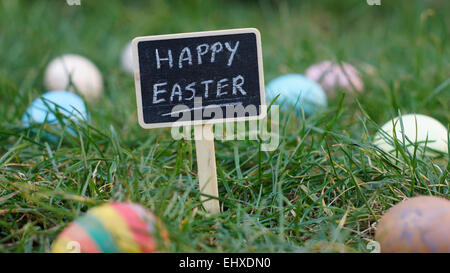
left=305, top=61, right=364, bottom=96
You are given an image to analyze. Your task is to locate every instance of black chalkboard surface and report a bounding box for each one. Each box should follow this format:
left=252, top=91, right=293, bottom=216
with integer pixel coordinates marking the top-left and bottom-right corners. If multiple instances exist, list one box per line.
left=132, top=28, right=266, bottom=129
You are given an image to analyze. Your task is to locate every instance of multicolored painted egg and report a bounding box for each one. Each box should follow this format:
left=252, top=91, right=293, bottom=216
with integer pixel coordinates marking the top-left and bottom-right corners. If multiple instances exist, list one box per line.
left=375, top=196, right=450, bottom=253
left=44, top=54, right=104, bottom=102
left=305, top=61, right=363, bottom=96
left=374, top=114, right=448, bottom=156
left=265, top=73, right=327, bottom=116
left=51, top=202, right=169, bottom=253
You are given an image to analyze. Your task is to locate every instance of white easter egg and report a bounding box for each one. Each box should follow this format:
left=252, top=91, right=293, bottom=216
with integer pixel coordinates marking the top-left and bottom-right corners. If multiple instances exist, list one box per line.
left=44, top=54, right=103, bottom=102
left=120, top=42, right=134, bottom=75
left=374, top=114, right=448, bottom=156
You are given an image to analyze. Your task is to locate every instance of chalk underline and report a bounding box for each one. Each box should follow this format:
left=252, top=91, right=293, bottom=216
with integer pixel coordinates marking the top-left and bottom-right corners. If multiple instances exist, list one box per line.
left=161, top=102, right=243, bottom=117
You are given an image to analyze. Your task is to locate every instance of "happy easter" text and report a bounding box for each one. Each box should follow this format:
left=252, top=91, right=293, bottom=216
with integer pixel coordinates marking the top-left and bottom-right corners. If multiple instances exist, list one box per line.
left=151, top=41, right=247, bottom=104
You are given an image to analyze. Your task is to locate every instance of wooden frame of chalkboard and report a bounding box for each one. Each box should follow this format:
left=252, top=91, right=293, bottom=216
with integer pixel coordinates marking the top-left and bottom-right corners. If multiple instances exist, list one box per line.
left=132, top=28, right=266, bottom=129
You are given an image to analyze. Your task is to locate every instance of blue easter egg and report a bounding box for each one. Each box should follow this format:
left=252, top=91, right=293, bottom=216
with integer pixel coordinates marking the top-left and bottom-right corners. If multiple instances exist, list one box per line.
left=23, top=90, right=88, bottom=128
left=266, top=74, right=327, bottom=116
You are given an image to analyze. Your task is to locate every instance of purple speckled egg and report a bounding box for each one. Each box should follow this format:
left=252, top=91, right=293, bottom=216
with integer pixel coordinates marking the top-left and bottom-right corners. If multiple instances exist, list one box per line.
left=375, top=196, right=450, bottom=253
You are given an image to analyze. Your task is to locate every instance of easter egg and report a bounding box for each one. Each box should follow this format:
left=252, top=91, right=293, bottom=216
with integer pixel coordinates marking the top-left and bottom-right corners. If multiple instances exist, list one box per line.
left=374, top=114, right=448, bottom=156
left=266, top=74, right=327, bottom=116
left=44, top=54, right=103, bottom=102
left=23, top=90, right=88, bottom=127
left=120, top=41, right=134, bottom=75
left=305, top=61, right=363, bottom=96
left=51, top=202, right=169, bottom=253
left=375, top=196, right=450, bottom=253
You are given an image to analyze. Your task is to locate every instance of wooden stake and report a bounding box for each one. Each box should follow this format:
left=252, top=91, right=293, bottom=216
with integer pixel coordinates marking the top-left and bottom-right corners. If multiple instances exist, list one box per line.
left=194, top=124, right=220, bottom=214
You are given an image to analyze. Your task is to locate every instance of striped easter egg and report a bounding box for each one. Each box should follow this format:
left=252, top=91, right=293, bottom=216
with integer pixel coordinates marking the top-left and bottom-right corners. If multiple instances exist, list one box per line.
left=51, top=202, right=169, bottom=253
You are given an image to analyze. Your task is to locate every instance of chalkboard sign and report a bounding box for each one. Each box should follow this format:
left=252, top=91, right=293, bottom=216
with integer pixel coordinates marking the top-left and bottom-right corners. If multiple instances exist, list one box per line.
left=132, top=28, right=266, bottom=129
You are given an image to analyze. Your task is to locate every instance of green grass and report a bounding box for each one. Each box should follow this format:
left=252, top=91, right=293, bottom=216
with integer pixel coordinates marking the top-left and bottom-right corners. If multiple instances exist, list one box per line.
left=0, top=0, right=449, bottom=253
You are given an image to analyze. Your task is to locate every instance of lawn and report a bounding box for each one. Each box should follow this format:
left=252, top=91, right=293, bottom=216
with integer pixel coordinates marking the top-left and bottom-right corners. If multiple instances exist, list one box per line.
left=0, top=0, right=449, bottom=253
